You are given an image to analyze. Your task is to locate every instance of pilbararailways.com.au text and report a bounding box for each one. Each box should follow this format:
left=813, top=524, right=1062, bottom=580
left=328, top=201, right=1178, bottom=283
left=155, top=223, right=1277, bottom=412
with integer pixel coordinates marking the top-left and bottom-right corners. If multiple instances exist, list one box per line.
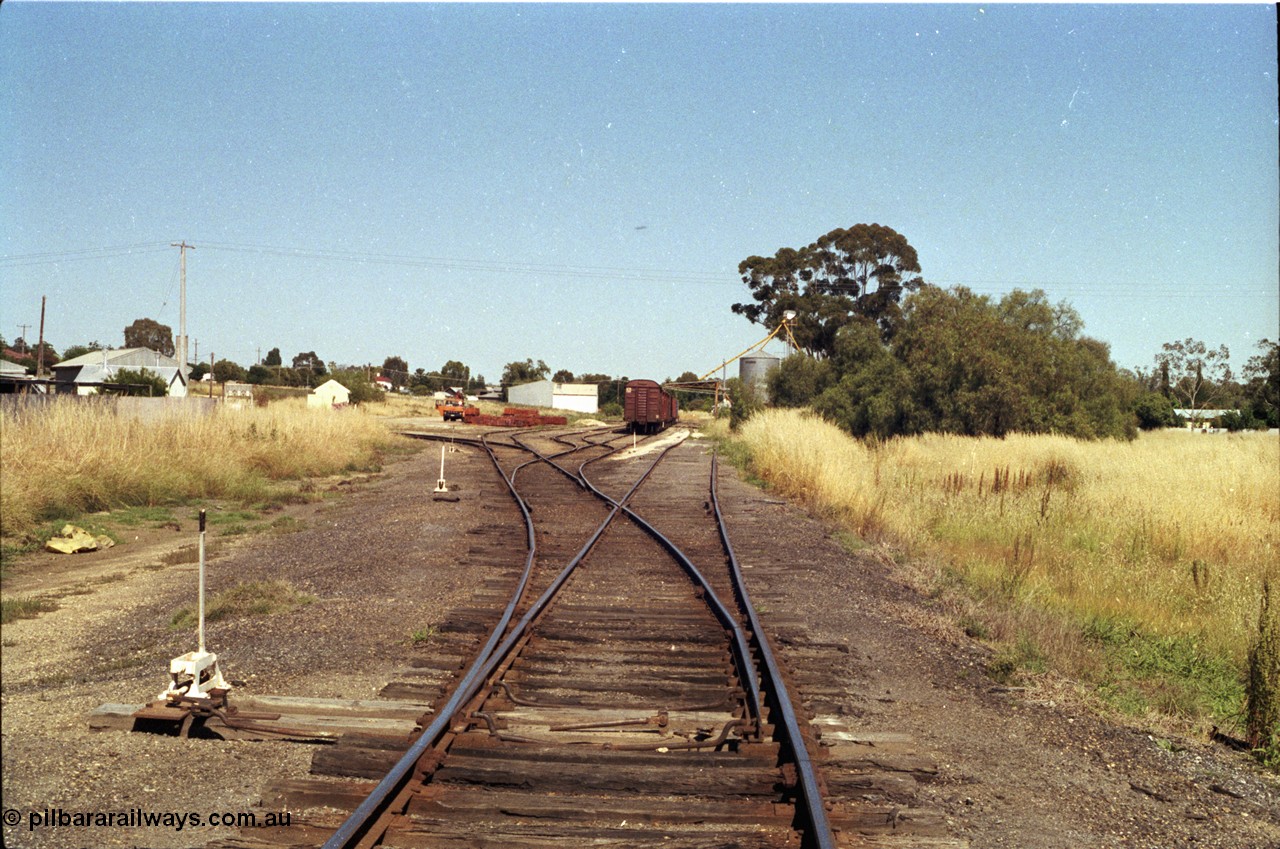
left=5, top=807, right=293, bottom=833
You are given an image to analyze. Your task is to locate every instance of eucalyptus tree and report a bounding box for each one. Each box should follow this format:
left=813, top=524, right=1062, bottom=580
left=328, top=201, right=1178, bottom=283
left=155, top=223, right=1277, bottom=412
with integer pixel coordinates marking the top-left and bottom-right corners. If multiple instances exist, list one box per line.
left=732, top=223, right=924, bottom=357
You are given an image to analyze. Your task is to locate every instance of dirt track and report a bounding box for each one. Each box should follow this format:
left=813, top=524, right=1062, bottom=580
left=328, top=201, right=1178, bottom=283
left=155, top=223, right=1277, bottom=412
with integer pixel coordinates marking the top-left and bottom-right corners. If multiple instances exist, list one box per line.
left=2, top=424, right=1276, bottom=848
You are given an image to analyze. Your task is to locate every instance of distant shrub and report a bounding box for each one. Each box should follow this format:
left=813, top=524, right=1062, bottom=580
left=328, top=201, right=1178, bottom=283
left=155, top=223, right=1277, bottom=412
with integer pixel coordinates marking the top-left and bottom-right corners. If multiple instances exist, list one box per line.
left=1133, top=392, right=1178, bottom=430
left=104, top=367, right=168, bottom=397
left=726, top=377, right=762, bottom=431
left=1221, top=410, right=1266, bottom=432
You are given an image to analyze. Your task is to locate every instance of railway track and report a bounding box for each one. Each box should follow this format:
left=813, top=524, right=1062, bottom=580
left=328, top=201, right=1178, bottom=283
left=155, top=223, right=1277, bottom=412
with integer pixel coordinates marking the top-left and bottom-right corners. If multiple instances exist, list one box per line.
left=216, top=425, right=955, bottom=849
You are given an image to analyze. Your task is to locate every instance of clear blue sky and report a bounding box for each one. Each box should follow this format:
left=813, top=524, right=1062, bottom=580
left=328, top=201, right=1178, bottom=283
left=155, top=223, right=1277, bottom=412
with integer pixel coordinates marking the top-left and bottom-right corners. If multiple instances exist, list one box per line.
left=2, top=3, right=1277, bottom=384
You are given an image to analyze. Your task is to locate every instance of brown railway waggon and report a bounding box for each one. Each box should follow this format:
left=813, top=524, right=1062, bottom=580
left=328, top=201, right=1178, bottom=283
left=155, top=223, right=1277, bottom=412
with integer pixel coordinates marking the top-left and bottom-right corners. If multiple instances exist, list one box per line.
left=623, top=378, right=678, bottom=433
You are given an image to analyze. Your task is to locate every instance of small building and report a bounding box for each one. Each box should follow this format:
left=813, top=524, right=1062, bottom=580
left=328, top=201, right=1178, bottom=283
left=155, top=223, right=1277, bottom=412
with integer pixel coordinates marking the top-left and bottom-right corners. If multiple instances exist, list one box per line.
left=308, top=379, right=351, bottom=409
left=506, top=379, right=599, bottom=415
left=52, top=348, right=189, bottom=397
left=0, top=359, right=43, bottom=394
left=374, top=375, right=393, bottom=392
left=1173, top=409, right=1236, bottom=430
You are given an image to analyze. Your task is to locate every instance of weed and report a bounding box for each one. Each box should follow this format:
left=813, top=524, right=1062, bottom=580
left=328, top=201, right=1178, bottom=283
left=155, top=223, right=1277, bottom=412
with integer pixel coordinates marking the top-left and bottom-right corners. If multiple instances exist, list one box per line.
left=958, top=614, right=990, bottom=639
left=1083, top=615, right=1244, bottom=722
left=202, top=509, right=259, bottom=525
left=1, top=595, right=59, bottom=624
left=169, top=580, right=315, bottom=630
left=269, top=516, right=304, bottom=534
left=1245, top=579, right=1280, bottom=768
left=108, top=506, right=179, bottom=527
left=410, top=625, right=439, bottom=645
left=833, top=530, right=870, bottom=555
left=987, top=634, right=1047, bottom=684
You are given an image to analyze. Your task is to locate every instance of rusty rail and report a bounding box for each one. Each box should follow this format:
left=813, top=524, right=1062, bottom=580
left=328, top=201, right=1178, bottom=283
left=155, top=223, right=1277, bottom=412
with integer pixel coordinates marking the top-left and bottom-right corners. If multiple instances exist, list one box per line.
left=323, top=430, right=671, bottom=849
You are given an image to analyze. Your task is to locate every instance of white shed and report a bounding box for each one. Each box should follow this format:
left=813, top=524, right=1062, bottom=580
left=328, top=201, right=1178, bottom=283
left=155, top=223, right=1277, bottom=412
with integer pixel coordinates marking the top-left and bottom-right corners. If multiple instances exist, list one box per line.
left=507, top=379, right=599, bottom=414
left=308, top=379, right=351, bottom=409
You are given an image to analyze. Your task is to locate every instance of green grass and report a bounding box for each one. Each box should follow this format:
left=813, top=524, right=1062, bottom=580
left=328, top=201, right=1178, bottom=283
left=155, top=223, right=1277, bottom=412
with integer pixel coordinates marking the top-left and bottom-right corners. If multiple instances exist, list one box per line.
left=987, top=634, right=1048, bottom=685
left=1083, top=615, right=1244, bottom=721
left=107, top=506, right=180, bottom=527
left=268, top=516, right=305, bottom=534
left=200, top=509, right=260, bottom=525
left=1, top=595, right=59, bottom=624
left=410, top=624, right=440, bottom=645
left=833, top=529, right=870, bottom=554
left=169, top=580, right=315, bottom=630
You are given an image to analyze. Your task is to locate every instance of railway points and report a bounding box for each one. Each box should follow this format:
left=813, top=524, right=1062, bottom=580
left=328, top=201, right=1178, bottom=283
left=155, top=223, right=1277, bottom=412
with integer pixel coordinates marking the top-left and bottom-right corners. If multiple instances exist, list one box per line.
left=83, top=422, right=956, bottom=849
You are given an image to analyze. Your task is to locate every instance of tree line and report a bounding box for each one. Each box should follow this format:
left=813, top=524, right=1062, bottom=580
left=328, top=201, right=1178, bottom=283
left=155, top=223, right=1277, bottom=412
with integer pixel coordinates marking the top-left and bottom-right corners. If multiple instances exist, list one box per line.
left=733, top=223, right=1279, bottom=439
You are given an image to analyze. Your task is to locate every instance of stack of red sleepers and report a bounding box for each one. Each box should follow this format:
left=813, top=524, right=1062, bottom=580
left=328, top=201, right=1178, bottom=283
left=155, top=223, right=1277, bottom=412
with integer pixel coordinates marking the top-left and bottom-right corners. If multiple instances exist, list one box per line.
left=461, top=407, right=569, bottom=427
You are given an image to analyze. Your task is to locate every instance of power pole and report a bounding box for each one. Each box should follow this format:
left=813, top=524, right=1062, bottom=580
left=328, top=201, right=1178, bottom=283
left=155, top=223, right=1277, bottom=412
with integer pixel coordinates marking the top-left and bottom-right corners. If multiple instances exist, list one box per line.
left=193, top=339, right=199, bottom=363
left=171, top=241, right=195, bottom=387
left=16, top=324, right=31, bottom=353
left=36, top=297, right=47, bottom=377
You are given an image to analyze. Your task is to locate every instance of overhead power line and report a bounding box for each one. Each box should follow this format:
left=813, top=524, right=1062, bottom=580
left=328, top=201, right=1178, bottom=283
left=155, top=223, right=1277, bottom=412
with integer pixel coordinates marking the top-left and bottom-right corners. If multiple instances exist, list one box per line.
left=2, top=240, right=1272, bottom=300
left=0, top=242, right=172, bottom=267
left=194, top=241, right=733, bottom=286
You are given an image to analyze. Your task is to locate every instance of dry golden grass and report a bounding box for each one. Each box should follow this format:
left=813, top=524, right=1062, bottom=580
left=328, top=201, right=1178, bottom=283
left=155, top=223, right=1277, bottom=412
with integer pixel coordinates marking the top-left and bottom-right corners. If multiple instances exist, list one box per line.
left=723, top=409, right=1279, bottom=665
left=0, top=398, right=398, bottom=540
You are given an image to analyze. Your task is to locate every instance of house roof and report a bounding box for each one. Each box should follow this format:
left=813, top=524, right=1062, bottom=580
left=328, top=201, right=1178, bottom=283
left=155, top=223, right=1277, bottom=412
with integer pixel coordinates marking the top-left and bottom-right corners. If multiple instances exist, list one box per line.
left=1, top=360, right=29, bottom=376
left=313, top=379, right=350, bottom=395
left=1173, top=409, right=1236, bottom=419
left=55, top=347, right=179, bottom=370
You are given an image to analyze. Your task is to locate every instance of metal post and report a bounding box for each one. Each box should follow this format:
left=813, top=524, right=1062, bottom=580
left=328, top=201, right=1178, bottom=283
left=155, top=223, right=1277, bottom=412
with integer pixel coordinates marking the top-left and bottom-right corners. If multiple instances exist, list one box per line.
left=198, top=509, right=207, bottom=654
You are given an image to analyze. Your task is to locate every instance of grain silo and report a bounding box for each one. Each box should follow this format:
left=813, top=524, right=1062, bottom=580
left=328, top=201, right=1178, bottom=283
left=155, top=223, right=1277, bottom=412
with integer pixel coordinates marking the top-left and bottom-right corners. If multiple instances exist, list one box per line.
left=739, top=353, right=779, bottom=402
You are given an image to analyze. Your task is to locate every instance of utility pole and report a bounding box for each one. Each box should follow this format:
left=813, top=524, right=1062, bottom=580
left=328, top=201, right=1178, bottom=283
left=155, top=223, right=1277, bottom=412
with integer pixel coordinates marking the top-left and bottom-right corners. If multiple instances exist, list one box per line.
left=193, top=339, right=199, bottom=363
left=171, top=241, right=195, bottom=388
left=36, top=297, right=47, bottom=377
left=16, top=324, right=31, bottom=353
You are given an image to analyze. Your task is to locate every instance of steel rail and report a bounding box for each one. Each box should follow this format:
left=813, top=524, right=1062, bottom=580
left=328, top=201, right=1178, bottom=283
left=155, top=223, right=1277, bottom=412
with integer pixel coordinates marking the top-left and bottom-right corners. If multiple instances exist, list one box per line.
left=572, top=443, right=766, bottom=738
left=322, top=433, right=537, bottom=849
left=323, top=430, right=669, bottom=849
left=710, top=451, right=836, bottom=849
left=513, top=430, right=764, bottom=736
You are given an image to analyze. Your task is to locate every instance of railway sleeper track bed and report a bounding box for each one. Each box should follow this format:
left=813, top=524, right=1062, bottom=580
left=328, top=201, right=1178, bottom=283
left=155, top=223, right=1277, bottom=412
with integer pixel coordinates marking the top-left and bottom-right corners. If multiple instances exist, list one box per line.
left=194, top=427, right=961, bottom=849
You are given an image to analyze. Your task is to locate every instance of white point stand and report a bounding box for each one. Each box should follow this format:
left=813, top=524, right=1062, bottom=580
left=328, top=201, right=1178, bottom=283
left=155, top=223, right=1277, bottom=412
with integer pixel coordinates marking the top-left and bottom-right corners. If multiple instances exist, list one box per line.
left=434, top=444, right=449, bottom=493
left=160, top=509, right=230, bottom=702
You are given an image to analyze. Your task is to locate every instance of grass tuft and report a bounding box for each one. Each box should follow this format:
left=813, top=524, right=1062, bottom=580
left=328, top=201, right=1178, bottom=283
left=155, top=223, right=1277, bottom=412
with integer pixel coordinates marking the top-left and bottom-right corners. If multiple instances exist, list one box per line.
left=410, top=624, right=440, bottom=645
left=169, top=580, right=315, bottom=630
left=1, top=595, right=59, bottom=624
